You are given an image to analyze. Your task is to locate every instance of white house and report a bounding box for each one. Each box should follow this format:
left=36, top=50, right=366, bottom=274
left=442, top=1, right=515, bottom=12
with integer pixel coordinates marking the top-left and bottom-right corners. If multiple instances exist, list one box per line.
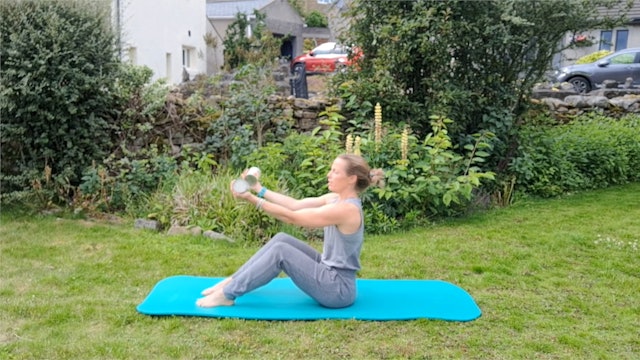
left=112, top=0, right=208, bottom=84
left=554, top=3, right=640, bottom=68
left=111, top=0, right=305, bottom=82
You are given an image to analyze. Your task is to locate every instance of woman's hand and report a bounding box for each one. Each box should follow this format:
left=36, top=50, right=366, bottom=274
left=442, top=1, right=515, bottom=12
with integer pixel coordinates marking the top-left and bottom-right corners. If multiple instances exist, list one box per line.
left=240, top=168, right=262, bottom=193
left=230, top=180, right=253, bottom=201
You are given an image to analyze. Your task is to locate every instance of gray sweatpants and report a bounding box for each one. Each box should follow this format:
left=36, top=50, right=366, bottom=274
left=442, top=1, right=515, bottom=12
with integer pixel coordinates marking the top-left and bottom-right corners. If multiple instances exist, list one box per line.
left=223, top=232, right=357, bottom=308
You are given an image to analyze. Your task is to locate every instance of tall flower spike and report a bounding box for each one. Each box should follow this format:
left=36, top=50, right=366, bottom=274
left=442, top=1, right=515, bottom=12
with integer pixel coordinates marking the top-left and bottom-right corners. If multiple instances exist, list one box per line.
left=345, top=134, right=353, bottom=153
left=354, top=136, right=362, bottom=156
left=374, top=103, right=382, bottom=151
left=401, top=126, right=409, bottom=162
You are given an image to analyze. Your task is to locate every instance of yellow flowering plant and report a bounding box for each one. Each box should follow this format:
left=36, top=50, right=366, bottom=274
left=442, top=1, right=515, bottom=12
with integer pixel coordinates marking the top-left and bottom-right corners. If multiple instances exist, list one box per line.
left=359, top=114, right=495, bottom=232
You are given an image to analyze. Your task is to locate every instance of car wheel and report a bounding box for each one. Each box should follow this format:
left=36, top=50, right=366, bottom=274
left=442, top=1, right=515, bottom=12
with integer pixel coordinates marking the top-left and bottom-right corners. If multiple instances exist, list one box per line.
left=292, top=63, right=305, bottom=76
left=568, top=76, right=591, bottom=93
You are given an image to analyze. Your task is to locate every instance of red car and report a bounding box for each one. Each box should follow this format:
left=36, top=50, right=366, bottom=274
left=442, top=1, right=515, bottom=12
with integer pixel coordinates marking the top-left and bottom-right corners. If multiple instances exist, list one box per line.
left=291, top=42, right=359, bottom=74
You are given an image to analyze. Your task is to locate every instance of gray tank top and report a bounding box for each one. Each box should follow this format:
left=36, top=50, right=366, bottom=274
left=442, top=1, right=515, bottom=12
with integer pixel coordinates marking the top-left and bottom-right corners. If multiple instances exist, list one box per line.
left=321, top=198, right=364, bottom=271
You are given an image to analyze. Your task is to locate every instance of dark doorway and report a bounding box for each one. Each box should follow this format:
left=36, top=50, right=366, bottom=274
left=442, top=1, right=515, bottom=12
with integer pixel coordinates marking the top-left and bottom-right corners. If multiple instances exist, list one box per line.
left=277, top=35, right=294, bottom=60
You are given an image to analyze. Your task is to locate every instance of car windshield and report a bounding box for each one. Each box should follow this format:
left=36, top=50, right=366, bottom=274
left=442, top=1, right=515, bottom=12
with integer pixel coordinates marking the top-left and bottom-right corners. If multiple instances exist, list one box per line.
left=312, top=42, right=337, bottom=55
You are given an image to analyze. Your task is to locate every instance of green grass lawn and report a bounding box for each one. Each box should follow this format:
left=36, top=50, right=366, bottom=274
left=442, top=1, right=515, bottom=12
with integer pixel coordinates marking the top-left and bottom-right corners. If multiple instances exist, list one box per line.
left=1, top=184, right=639, bottom=359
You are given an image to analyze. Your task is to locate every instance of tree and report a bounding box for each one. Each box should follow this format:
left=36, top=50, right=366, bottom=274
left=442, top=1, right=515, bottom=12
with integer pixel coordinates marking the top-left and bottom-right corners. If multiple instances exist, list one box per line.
left=338, top=0, right=631, bottom=172
left=0, top=0, right=122, bottom=201
left=222, top=10, right=282, bottom=70
left=306, top=10, right=328, bottom=28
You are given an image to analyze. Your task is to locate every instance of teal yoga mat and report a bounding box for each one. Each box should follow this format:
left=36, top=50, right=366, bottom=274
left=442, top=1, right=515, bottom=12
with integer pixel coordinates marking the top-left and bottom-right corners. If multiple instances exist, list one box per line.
left=137, top=275, right=481, bottom=322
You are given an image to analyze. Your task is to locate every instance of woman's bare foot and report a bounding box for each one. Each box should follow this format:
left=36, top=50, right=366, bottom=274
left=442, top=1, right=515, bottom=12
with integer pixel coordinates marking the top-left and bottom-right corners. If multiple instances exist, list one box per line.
left=196, top=289, right=235, bottom=308
left=201, top=277, right=233, bottom=296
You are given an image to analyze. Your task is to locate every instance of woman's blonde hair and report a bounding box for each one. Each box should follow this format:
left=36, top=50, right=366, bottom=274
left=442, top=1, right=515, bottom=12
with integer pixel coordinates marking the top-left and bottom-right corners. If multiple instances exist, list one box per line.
left=338, top=154, right=385, bottom=193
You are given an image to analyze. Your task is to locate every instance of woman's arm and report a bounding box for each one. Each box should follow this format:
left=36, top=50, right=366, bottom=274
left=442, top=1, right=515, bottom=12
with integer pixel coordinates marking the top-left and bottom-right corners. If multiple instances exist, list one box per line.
left=261, top=189, right=335, bottom=210
left=243, top=192, right=359, bottom=231
left=243, top=169, right=335, bottom=210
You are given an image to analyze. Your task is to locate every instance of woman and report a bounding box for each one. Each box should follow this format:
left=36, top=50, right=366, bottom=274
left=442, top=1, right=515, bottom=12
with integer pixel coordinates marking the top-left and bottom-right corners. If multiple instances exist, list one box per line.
left=196, top=154, right=384, bottom=308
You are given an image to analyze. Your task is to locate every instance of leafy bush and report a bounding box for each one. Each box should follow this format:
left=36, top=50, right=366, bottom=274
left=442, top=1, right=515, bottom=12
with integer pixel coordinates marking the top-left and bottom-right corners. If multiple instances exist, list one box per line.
left=78, top=145, right=179, bottom=213
left=222, top=10, right=282, bottom=70
left=511, top=113, right=640, bottom=197
left=110, top=64, right=173, bottom=152
left=360, top=115, right=495, bottom=232
left=305, top=11, right=328, bottom=28
left=339, top=0, right=629, bottom=176
left=303, top=38, right=317, bottom=52
left=246, top=109, right=495, bottom=234
left=135, top=155, right=283, bottom=243
left=245, top=106, right=344, bottom=197
left=0, top=0, right=121, bottom=203
left=82, top=100, right=492, bottom=238
left=332, top=74, right=410, bottom=138
left=204, top=64, right=293, bottom=169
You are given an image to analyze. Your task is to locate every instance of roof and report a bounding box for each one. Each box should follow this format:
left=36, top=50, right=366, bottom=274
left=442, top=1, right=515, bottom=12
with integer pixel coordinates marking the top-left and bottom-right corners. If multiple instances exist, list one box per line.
left=597, top=1, right=640, bottom=24
left=628, top=2, right=640, bottom=23
left=207, top=0, right=274, bottom=19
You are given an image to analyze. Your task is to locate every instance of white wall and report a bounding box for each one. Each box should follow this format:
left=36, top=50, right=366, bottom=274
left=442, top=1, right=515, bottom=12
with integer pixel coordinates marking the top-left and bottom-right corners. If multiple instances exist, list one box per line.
left=556, top=26, right=640, bottom=68
left=206, top=18, right=232, bottom=74
left=115, top=0, right=207, bottom=84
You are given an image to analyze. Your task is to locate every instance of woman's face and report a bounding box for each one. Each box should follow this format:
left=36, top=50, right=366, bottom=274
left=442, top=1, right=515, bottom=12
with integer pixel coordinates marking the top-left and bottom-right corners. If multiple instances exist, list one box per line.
left=327, top=158, right=354, bottom=193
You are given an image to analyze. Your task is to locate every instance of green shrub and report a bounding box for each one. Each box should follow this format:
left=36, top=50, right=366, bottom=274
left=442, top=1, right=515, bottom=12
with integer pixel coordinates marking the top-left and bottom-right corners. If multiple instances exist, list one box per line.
left=247, top=111, right=495, bottom=234
left=204, top=63, right=293, bottom=169
left=135, top=155, right=282, bottom=243
left=361, top=115, right=495, bottom=231
left=303, top=39, right=317, bottom=52
left=78, top=145, right=179, bottom=213
left=244, top=105, right=345, bottom=200
left=121, top=105, right=495, bottom=239
left=0, top=0, right=121, bottom=203
left=110, top=64, right=172, bottom=148
left=305, top=11, right=328, bottom=28
left=222, top=10, right=282, bottom=70
left=339, top=0, right=628, bottom=179
left=511, top=113, right=640, bottom=197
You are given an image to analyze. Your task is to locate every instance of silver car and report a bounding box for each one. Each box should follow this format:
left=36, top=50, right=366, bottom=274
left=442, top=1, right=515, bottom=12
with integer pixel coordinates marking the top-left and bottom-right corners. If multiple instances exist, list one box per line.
left=554, top=47, right=640, bottom=93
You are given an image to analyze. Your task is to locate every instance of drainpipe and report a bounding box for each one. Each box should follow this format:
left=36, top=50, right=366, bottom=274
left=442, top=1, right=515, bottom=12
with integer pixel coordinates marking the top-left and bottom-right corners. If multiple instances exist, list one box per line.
left=114, top=0, right=122, bottom=60
left=246, top=14, right=255, bottom=38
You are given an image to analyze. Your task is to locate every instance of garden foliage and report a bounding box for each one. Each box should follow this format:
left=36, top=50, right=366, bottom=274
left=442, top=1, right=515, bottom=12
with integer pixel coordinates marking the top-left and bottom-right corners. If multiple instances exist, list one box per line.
left=143, top=158, right=282, bottom=243
left=78, top=146, right=178, bottom=214
left=204, top=63, right=293, bottom=170
left=337, top=0, right=630, bottom=173
left=305, top=11, right=328, bottom=28
left=244, top=107, right=495, bottom=235
left=222, top=10, right=282, bottom=70
left=127, top=102, right=494, bottom=239
left=0, top=0, right=121, bottom=203
left=512, top=113, right=640, bottom=197
left=4, top=0, right=639, bottom=243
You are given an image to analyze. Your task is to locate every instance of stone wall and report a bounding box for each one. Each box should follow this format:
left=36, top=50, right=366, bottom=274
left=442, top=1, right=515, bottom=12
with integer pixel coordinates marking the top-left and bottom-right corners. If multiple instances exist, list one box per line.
left=168, top=77, right=640, bottom=154
left=268, top=95, right=339, bottom=132
left=161, top=89, right=339, bottom=154
left=532, top=81, right=640, bottom=118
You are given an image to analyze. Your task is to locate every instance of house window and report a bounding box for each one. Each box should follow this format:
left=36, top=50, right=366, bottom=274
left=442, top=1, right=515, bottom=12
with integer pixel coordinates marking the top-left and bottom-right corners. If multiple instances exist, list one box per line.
left=600, top=29, right=629, bottom=52
left=182, top=47, right=194, bottom=68
left=600, top=30, right=612, bottom=51
left=166, top=53, right=172, bottom=80
left=615, top=30, right=628, bottom=51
